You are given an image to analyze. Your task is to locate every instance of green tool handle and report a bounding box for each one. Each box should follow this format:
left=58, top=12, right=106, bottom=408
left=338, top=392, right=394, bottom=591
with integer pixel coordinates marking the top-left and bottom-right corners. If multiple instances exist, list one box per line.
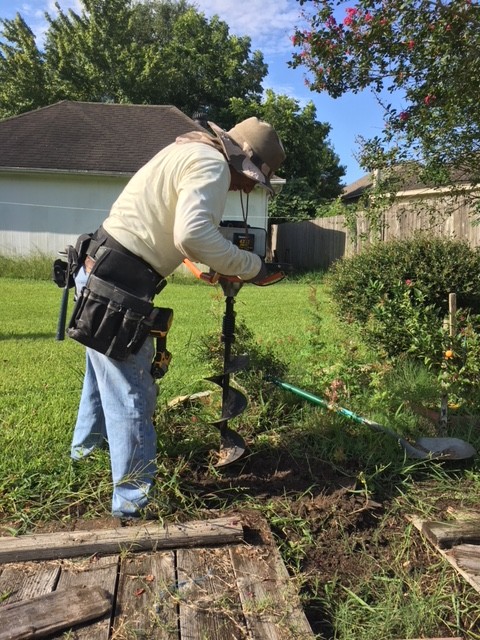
left=268, top=377, right=399, bottom=438
left=269, top=377, right=367, bottom=422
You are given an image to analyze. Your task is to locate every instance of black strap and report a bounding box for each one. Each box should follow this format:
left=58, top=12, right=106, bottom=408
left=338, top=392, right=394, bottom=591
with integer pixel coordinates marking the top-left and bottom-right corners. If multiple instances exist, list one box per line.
left=82, top=226, right=167, bottom=299
left=90, top=226, right=163, bottom=278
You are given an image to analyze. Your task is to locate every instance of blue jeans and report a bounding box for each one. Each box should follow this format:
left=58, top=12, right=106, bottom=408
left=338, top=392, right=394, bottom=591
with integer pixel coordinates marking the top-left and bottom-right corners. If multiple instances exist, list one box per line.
left=71, top=267, right=158, bottom=517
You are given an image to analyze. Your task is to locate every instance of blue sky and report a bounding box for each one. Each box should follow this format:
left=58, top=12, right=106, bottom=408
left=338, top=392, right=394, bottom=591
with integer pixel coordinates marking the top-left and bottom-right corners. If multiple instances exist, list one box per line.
left=0, top=0, right=400, bottom=184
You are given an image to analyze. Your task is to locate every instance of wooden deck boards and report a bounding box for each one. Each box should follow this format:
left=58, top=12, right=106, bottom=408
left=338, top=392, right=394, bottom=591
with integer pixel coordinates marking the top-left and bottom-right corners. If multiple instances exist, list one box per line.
left=411, top=512, right=480, bottom=597
left=0, top=517, right=315, bottom=639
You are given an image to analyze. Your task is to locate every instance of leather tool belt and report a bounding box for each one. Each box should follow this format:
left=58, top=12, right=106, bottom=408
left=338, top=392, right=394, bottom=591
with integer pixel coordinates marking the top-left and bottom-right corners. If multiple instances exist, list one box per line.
left=66, top=227, right=168, bottom=361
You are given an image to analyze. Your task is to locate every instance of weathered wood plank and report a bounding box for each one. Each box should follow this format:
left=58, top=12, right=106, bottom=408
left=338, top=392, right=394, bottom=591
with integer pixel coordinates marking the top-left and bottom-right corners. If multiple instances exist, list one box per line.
left=50, top=555, right=119, bottom=640
left=419, top=519, right=480, bottom=549
left=113, top=552, right=177, bottom=639
left=0, top=561, right=59, bottom=606
left=411, top=517, right=480, bottom=596
left=449, top=543, right=480, bottom=574
left=230, top=545, right=315, bottom=640
left=0, top=517, right=243, bottom=563
left=272, top=192, right=480, bottom=271
left=177, top=547, right=248, bottom=639
left=0, top=585, right=111, bottom=640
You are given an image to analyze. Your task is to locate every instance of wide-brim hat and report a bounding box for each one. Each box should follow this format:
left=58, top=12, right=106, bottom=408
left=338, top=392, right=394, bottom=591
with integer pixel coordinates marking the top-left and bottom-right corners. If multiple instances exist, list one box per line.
left=208, top=117, right=285, bottom=195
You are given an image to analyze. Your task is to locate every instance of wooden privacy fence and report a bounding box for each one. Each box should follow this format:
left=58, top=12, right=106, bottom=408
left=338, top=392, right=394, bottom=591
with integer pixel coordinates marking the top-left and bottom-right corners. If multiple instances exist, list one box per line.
left=270, top=190, right=480, bottom=271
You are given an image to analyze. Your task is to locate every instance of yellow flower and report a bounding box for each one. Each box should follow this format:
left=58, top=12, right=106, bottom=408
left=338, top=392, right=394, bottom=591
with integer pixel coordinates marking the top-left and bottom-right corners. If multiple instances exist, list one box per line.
left=444, top=349, right=454, bottom=359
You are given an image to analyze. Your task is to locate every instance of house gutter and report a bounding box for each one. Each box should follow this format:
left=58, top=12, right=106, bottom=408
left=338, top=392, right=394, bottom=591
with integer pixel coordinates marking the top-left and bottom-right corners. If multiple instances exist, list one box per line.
left=391, top=183, right=479, bottom=198
left=0, top=166, right=134, bottom=178
left=0, top=168, right=287, bottom=191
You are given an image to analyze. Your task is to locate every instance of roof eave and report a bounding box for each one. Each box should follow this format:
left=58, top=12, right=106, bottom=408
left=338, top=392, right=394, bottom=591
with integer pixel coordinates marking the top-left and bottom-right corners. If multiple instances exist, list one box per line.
left=0, top=166, right=134, bottom=178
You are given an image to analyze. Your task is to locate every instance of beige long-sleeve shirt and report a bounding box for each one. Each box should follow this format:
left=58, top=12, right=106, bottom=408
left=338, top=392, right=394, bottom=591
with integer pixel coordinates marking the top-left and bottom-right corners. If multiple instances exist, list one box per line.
left=103, top=141, right=262, bottom=279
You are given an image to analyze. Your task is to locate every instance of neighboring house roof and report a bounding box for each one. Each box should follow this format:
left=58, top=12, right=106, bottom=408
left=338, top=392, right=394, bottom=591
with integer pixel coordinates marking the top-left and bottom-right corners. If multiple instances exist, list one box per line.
left=343, top=164, right=473, bottom=203
left=342, top=162, right=472, bottom=204
left=0, top=100, right=204, bottom=175
left=342, top=174, right=372, bottom=202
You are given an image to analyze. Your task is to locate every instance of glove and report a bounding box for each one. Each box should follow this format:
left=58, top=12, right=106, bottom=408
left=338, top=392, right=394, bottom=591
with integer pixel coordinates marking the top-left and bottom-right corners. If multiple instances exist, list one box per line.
left=246, top=261, right=268, bottom=284
left=246, top=261, right=286, bottom=286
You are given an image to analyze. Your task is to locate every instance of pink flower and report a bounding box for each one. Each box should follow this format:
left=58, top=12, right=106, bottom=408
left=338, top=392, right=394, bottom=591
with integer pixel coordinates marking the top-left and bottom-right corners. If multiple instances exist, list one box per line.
left=399, top=111, right=410, bottom=122
left=407, top=39, right=415, bottom=49
left=424, top=94, right=436, bottom=106
left=405, top=279, right=413, bottom=286
left=344, top=7, right=358, bottom=25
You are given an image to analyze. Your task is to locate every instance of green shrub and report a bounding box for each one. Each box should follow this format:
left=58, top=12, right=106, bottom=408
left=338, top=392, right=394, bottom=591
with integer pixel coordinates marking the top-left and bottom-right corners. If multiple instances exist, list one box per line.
left=327, top=234, right=480, bottom=412
left=410, top=309, right=480, bottom=413
left=365, top=280, right=444, bottom=358
left=327, top=233, right=480, bottom=324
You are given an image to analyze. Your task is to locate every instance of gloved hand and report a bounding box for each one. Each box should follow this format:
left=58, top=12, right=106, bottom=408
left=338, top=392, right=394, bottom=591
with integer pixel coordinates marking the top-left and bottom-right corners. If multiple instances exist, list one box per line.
left=246, top=261, right=286, bottom=286
left=247, top=261, right=268, bottom=283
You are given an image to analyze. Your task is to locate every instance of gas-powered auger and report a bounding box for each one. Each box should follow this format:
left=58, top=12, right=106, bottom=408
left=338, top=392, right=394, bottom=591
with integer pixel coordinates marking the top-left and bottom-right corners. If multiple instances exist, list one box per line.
left=207, top=276, right=249, bottom=466
left=183, top=257, right=285, bottom=467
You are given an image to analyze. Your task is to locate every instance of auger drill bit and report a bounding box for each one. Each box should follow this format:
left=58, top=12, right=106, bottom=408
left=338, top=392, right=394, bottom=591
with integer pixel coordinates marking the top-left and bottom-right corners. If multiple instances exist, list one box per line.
left=208, top=280, right=249, bottom=467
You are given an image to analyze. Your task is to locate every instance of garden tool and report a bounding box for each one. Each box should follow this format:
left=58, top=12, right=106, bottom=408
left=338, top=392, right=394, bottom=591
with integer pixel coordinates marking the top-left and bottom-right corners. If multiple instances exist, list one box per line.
left=268, top=378, right=477, bottom=461
left=53, top=245, right=76, bottom=341
left=183, top=260, right=249, bottom=467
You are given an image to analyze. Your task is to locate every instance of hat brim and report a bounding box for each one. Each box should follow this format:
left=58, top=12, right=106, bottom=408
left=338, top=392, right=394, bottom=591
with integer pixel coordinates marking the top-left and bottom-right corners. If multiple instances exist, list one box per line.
left=208, top=122, right=274, bottom=195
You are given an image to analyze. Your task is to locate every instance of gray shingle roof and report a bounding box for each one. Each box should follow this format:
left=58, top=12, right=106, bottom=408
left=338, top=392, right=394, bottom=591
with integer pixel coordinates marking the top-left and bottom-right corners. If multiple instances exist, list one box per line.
left=342, top=174, right=372, bottom=201
left=342, top=164, right=473, bottom=202
left=0, top=101, right=204, bottom=175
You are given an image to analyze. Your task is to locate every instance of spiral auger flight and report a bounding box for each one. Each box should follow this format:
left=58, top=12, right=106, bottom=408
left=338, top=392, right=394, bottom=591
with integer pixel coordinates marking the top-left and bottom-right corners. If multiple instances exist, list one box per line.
left=183, top=261, right=249, bottom=466
left=207, top=279, right=249, bottom=467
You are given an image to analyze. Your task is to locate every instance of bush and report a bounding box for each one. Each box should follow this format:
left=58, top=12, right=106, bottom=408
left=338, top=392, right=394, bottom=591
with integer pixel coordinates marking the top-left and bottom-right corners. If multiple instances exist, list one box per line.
left=327, top=233, right=480, bottom=324
left=327, top=234, right=480, bottom=411
left=365, top=280, right=444, bottom=358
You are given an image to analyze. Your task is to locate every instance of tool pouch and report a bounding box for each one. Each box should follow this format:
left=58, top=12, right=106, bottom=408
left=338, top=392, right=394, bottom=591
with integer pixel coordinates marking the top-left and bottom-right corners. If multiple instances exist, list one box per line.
left=52, top=258, right=73, bottom=288
left=52, top=234, right=94, bottom=289
left=150, top=307, right=174, bottom=379
left=67, top=274, right=156, bottom=361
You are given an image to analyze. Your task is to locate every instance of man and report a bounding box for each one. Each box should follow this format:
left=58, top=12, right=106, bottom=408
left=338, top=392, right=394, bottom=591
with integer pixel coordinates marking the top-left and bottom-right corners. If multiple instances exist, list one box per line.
left=67, top=117, right=286, bottom=519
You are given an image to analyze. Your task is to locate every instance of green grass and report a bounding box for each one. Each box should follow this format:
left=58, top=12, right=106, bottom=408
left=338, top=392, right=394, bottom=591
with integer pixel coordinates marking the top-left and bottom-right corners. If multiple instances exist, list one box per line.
left=0, top=275, right=329, bottom=522
left=2, top=264, right=480, bottom=639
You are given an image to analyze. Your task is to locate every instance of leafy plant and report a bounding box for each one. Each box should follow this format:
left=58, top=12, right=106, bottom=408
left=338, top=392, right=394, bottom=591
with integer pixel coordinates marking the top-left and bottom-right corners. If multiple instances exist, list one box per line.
left=328, top=234, right=480, bottom=325
left=366, top=279, right=443, bottom=358
left=291, top=0, right=480, bottom=206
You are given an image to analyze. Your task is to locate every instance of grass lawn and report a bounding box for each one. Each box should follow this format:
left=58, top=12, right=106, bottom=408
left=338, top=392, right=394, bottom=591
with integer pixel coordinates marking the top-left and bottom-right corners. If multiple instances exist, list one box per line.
left=1, top=272, right=480, bottom=639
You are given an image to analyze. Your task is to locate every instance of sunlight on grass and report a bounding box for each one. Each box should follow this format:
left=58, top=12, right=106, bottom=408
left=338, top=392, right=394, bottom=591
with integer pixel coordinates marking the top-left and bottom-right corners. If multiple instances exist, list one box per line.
left=2, top=270, right=480, bottom=639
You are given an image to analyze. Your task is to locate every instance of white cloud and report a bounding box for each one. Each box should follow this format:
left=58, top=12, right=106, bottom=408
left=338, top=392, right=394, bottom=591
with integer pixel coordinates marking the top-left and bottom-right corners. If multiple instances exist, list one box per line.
left=2, top=0, right=302, bottom=54
left=45, top=0, right=82, bottom=16
left=0, top=0, right=83, bottom=42
left=193, top=0, right=303, bottom=54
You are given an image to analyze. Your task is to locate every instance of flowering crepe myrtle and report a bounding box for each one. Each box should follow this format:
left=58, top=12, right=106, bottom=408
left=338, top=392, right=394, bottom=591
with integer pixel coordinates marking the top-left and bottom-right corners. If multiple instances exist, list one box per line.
left=291, top=0, right=480, bottom=187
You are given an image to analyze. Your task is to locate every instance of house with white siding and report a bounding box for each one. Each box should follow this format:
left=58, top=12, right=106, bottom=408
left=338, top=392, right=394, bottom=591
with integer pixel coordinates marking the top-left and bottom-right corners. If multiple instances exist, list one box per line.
left=0, top=101, right=279, bottom=260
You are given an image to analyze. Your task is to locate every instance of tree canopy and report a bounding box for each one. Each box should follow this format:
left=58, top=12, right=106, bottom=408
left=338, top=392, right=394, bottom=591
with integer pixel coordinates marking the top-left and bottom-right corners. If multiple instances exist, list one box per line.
left=0, top=0, right=266, bottom=120
left=0, top=0, right=346, bottom=218
left=292, top=0, right=480, bottom=190
left=0, top=14, right=47, bottom=117
left=229, top=91, right=345, bottom=220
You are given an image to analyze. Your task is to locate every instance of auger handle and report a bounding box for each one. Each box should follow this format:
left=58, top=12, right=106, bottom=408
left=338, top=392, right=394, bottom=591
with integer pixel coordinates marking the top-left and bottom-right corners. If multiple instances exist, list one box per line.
left=183, top=259, right=242, bottom=284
